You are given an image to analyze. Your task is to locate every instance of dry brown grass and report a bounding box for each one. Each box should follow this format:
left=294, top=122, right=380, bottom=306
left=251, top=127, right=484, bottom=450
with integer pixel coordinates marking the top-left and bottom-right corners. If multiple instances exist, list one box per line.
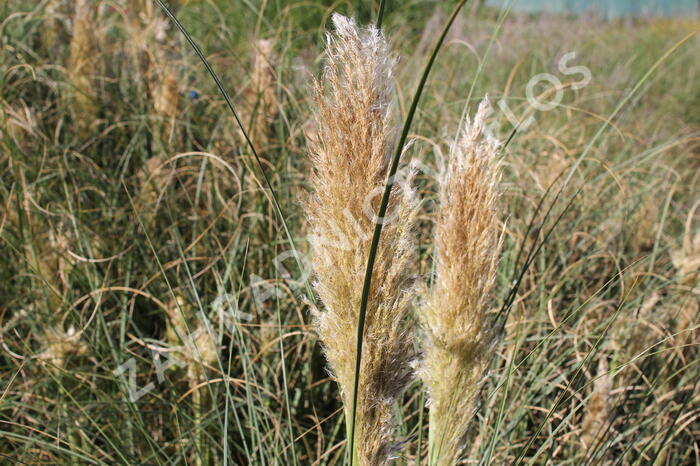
left=672, top=200, right=700, bottom=287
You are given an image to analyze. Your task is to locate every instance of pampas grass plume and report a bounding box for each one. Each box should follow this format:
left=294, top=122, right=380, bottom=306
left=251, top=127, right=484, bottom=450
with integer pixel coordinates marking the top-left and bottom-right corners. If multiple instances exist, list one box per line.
left=153, top=68, right=180, bottom=141
left=582, top=358, right=611, bottom=449
left=244, top=39, right=279, bottom=152
left=419, top=98, right=501, bottom=465
left=37, top=325, right=88, bottom=372
left=305, top=14, right=418, bottom=465
left=67, top=0, right=98, bottom=133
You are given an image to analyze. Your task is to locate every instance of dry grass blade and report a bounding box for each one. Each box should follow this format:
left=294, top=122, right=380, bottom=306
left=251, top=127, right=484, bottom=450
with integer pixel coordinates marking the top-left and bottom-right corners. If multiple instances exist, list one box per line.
left=155, top=0, right=313, bottom=303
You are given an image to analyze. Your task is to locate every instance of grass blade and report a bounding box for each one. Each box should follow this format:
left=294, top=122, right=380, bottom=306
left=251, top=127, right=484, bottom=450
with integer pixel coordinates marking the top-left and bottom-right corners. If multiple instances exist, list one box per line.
left=376, top=0, right=387, bottom=29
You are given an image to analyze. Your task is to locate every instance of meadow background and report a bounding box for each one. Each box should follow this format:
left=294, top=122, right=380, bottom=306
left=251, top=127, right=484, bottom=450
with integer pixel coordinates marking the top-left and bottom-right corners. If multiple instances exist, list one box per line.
left=1, top=0, right=699, bottom=464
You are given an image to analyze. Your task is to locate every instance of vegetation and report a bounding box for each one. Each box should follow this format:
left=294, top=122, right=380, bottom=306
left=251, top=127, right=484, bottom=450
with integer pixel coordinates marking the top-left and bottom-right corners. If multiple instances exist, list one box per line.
left=1, top=0, right=698, bottom=464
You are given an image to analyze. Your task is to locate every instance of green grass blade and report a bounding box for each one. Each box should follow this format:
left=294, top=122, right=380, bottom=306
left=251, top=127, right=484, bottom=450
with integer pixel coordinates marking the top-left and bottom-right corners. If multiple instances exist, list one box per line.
left=376, top=0, right=387, bottom=29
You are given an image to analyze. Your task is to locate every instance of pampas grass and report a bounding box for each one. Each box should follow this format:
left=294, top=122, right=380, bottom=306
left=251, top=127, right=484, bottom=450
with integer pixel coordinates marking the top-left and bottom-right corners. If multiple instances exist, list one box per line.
left=125, top=0, right=179, bottom=143
left=164, top=295, right=219, bottom=383
left=244, top=39, right=279, bottom=153
left=37, top=325, right=87, bottom=373
left=582, top=358, right=611, bottom=449
left=3, top=2, right=699, bottom=463
left=164, top=295, right=219, bottom=466
left=67, top=0, right=98, bottom=134
left=419, top=98, right=502, bottom=465
left=153, top=67, right=180, bottom=142
left=305, top=13, right=418, bottom=465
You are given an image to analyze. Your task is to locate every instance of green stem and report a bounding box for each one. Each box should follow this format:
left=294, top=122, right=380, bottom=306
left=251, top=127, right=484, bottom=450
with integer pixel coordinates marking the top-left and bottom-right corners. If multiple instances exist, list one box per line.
left=193, top=382, right=203, bottom=466
left=376, top=0, right=387, bottom=29
left=416, top=390, right=426, bottom=464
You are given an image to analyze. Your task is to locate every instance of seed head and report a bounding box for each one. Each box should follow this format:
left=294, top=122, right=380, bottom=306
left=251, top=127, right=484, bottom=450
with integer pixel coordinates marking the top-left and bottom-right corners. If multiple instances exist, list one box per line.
left=305, top=14, right=417, bottom=464
left=419, top=98, right=501, bottom=465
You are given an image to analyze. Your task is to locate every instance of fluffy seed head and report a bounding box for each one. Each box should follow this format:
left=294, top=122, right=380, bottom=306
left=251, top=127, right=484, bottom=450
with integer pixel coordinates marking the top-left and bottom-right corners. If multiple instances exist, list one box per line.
left=251, top=39, right=278, bottom=118
left=419, top=98, right=501, bottom=465
left=243, top=39, right=279, bottom=153
left=305, top=14, right=417, bottom=465
left=67, top=0, right=98, bottom=131
left=153, top=68, right=180, bottom=141
left=582, top=358, right=611, bottom=449
left=37, top=325, right=88, bottom=371
left=165, top=296, right=219, bottom=384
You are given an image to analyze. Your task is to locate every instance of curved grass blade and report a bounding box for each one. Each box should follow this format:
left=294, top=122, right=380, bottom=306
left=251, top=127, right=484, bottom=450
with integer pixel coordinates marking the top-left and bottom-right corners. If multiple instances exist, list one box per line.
left=645, top=375, right=699, bottom=463
left=494, top=171, right=581, bottom=330
left=494, top=35, right=699, bottom=460
left=347, top=1, right=469, bottom=462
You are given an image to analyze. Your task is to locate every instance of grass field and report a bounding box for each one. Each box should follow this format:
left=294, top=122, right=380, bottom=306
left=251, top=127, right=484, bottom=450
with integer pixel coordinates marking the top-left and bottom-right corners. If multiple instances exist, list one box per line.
left=1, top=0, right=699, bottom=464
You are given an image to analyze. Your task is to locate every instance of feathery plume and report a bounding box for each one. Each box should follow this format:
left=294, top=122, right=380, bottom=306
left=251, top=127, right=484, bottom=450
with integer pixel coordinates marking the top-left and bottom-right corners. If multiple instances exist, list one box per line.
left=243, top=39, right=279, bottom=153
left=153, top=67, right=180, bottom=140
left=582, top=358, right=611, bottom=449
left=305, top=14, right=418, bottom=465
left=165, top=295, right=218, bottom=383
left=37, top=325, right=88, bottom=372
left=67, top=0, right=98, bottom=134
left=164, top=295, right=218, bottom=466
left=125, top=0, right=179, bottom=143
left=419, top=98, right=501, bottom=465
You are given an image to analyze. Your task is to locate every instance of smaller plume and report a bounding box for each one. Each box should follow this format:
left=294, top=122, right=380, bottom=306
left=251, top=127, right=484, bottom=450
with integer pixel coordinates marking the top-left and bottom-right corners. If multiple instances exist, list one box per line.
left=419, top=98, right=502, bottom=465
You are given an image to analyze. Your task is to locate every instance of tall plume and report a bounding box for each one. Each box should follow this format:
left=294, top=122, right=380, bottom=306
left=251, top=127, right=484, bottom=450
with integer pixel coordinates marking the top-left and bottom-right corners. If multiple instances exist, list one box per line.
left=582, top=358, right=611, bottom=450
left=67, top=0, right=98, bottom=134
left=244, top=39, right=279, bottom=154
left=419, top=99, right=501, bottom=465
left=124, top=0, right=180, bottom=143
left=304, top=13, right=418, bottom=465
